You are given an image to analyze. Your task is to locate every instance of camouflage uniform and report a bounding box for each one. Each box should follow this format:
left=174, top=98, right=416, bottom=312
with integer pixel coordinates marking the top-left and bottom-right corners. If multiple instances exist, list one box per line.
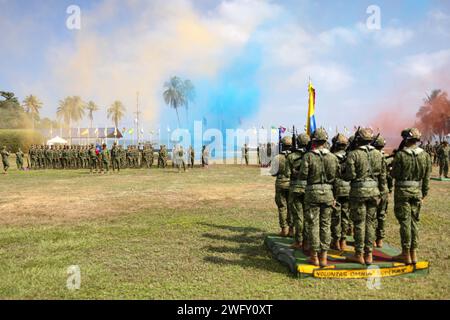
left=391, top=128, right=432, bottom=264
left=270, top=136, right=292, bottom=236
left=331, top=134, right=351, bottom=250
left=111, top=143, right=120, bottom=172
left=189, top=146, right=195, bottom=168
left=344, top=128, right=387, bottom=265
left=89, top=145, right=98, bottom=173
left=101, top=144, right=110, bottom=173
left=29, top=145, right=36, bottom=169
left=177, top=146, right=186, bottom=172
left=244, top=144, right=249, bottom=165
left=1, top=146, right=10, bottom=173
left=437, top=142, right=449, bottom=178
left=16, top=148, right=24, bottom=170
left=287, top=134, right=310, bottom=247
left=299, top=129, right=339, bottom=267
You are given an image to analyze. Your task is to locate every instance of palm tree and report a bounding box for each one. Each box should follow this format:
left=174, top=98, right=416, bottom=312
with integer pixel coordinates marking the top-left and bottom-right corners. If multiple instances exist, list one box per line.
left=86, top=101, right=100, bottom=129
left=182, top=79, right=195, bottom=122
left=107, top=100, right=126, bottom=129
left=56, top=96, right=85, bottom=141
left=163, top=76, right=185, bottom=128
left=23, top=95, right=43, bottom=129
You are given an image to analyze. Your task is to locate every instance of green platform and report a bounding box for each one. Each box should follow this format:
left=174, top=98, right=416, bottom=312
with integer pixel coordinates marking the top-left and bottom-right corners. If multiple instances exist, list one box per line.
left=265, top=236, right=429, bottom=279
left=431, top=177, right=450, bottom=181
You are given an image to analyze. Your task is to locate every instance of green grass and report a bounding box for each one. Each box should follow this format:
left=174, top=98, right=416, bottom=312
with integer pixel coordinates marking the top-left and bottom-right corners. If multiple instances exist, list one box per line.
left=0, top=164, right=449, bottom=299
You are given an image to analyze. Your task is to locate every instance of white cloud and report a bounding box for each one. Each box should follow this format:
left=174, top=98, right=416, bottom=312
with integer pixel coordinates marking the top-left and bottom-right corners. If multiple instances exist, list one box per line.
left=398, top=49, right=450, bottom=78
left=374, top=27, right=414, bottom=47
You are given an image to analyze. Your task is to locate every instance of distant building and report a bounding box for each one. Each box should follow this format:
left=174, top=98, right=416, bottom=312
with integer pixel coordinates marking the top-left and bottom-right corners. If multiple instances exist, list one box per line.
left=40, top=128, right=123, bottom=145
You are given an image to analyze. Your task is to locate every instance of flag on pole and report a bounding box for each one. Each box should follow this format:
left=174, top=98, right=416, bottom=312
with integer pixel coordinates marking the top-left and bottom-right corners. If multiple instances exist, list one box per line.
left=94, top=128, right=99, bottom=137
left=279, top=126, right=287, bottom=134
left=128, top=128, right=134, bottom=135
left=81, top=129, right=89, bottom=136
left=306, top=80, right=317, bottom=136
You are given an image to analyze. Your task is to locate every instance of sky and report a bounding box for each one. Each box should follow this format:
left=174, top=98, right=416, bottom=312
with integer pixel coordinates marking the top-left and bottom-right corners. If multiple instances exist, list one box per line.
left=1, top=0, right=450, bottom=141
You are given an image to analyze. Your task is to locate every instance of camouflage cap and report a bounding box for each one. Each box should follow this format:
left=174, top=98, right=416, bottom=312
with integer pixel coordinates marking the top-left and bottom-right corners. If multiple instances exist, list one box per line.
left=332, top=133, right=348, bottom=145
left=372, top=135, right=386, bottom=147
left=297, top=133, right=311, bottom=147
left=312, top=128, right=328, bottom=142
left=402, top=128, right=422, bottom=140
left=281, top=136, right=292, bottom=146
left=357, top=128, right=374, bottom=141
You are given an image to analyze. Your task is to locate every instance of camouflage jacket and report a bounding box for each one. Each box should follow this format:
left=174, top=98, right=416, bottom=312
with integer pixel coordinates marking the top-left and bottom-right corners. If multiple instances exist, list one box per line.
left=287, top=149, right=307, bottom=193
left=298, top=148, right=339, bottom=204
left=437, top=145, right=450, bottom=160
left=270, top=151, right=291, bottom=189
left=344, top=145, right=387, bottom=198
left=391, top=146, right=432, bottom=199
left=333, top=149, right=350, bottom=198
left=1, top=150, right=9, bottom=162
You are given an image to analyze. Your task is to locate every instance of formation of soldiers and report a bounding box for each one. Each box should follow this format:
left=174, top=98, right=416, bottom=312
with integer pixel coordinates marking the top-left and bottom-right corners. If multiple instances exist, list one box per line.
left=271, top=127, right=432, bottom=267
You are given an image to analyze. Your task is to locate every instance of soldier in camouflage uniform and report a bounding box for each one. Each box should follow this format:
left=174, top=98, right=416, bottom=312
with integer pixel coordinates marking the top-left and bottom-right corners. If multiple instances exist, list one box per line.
left=299, top=129, right=339, bottom=267
left=100, top=144, right=110, bottom=174
left=111, top=142, right=121, bottom=173
left=344, top=128, right=387, bottom=265
left=432, top=141, right=439, bottom=165
left=120, top=145, right=126, bottom=169
left=16, top=148, right=24, bottom=170
left=177, top=145, right=186, bottom=173
left=89, top=144, right=98, bottom=174
left=288, top=133, right=310, bottom=250
left=437, top=141, right=449, bottom=179
left=1, top=146, right=10, bottom=174
left=29, top=145, right=36, bottom=169
left=37, top=145, right=44, bottom=169
left=391, top=128, right=432, bottom=265
left=330, top=133, right=351, bottom=251
left=189, top=146, right=195, bottom=168
left=373, top=135, right=393, bottom=248
left=270, top=136, right=292, bottom=237
left=244, top=144, right=249, bottom=166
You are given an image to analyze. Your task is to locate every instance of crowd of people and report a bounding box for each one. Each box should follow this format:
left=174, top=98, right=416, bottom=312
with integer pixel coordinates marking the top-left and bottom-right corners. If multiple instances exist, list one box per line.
left=270, top=127, right=448, bottom=268
left=0, top=143, right=212, bottom=174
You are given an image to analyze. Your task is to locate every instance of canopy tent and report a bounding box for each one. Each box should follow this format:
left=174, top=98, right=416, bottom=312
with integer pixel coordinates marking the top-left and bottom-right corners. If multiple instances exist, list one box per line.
left=47, top=136, right=68, bottom=146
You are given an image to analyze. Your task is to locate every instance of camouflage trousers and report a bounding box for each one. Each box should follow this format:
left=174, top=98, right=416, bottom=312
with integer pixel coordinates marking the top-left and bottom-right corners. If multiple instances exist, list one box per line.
left=305, top=202, right=333, bottom=253
left=288, top=191, right=307, bottom=243
left=394, top=196, right=421, bottom=250
left=376, top=193, right=389, bottom=240
left=275, top=186, right=291, bottom=229
left=112, top=158, right=120, bottom=171
left=439, top=158, right=449, bottom=177
left=331, top=196, right=350, bottom=242
left=350, top=197, right=378, bottom=254
left=89, top=158, right=98, bottom=172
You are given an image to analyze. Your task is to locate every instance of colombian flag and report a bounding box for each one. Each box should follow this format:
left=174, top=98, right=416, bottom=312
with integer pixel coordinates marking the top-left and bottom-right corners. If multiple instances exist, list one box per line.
left=306, top=80, right=317, bottom=136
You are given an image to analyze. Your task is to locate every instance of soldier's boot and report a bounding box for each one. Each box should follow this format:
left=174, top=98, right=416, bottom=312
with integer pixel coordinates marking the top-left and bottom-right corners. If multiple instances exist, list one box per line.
left=410, top=249, right=418, bottom=264
left=339, top=238, right=347, bottom=251
left=279, top=227, right=289, bottom=237
left=308, top=252, right=319, bottom=266
left=288, top=227, right=294, bottom=238
left=319, top=251, right=328, bottom=268
left=376, top=239, right=383, bottom=248
left=346, top=252, right=365, bottom=264
left=391, top=248, right=412, bottom=265
left=302, top=240, right=310, bottom=255
left=364, top=252, right=373, bottom=265
left=290, top=241, right=303, bottom=250
left=330, top=239, right=341, bottom=251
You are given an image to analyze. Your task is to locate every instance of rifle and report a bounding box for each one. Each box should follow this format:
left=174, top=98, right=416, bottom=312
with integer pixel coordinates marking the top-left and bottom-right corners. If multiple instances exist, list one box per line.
left=291, top=126, right=297, bottom=152
left=371, top=133, right=381, bottom=147
left=347, top=126, right=361, bottom=152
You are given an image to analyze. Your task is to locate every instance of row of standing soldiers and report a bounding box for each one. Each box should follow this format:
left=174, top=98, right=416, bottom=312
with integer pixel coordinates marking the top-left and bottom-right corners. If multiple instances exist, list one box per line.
left=271, top=127, right=432, bottom=267
left=423, top=140, right=450, bottom=178
left=23, top=144, right=169, bottom=172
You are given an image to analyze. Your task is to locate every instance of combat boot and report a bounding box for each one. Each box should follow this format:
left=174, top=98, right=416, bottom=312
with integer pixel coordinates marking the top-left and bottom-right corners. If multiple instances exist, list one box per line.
left=290, top=241, right=302, bottom=250
left=279, top=227, right=289, bottom=237
left=391, top=249, right=412, bottom=265
left=308, top=252, right=319, bottom=266
left=410, top=249, right=418, bottom=264
left=339, top=238, right=347, bottom=251
left=319, top=251, right=328, bottom=268
left=330, top=240, right=341, bottom=251
left=288, top=227, right=294, bottom=238
left=376, top=239, right=383, bottom=248
left=346, top=252, right=365, bottom=264
left=364, top=252, right=373, bottom=265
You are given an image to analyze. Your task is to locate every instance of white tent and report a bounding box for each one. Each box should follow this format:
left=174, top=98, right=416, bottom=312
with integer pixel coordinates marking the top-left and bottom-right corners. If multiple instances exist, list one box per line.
left=47, top=136, right=68, bottom=146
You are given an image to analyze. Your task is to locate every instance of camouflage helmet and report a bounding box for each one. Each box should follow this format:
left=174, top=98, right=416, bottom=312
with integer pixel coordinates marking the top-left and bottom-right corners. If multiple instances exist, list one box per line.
left=281, top=136, right=292, bottom=147
left=357, top=128, right=374, bottom=141
left=402, top=128, right=422, bottom=140
left=312, top=128, right=328, bottom=142
left=297, top=133, right=310, bottom=147
left=332, top=133, right=348, bottom=146
left=372, top=135, right=386, bottom=147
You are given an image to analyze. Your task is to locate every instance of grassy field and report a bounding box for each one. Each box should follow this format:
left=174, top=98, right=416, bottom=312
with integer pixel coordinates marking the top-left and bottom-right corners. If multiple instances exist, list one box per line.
left=0, top=162, right=449, bottom=299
